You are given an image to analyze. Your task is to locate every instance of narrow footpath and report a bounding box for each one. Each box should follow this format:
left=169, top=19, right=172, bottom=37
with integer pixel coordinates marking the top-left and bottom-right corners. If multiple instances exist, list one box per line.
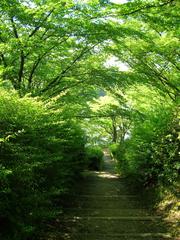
left=44, top=151, right=178, bottom=240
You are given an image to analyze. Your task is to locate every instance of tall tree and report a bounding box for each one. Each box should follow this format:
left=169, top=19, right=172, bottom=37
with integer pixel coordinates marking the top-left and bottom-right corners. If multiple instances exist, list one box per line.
left=103, top=0, right=179, bottom=101
left=0, top=0, right=108, bottom=96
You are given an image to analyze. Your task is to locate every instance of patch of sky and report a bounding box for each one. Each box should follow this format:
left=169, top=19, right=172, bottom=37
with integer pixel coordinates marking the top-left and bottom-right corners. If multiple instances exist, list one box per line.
left=20, top=0, right=37, bottom=8
left=110, top=0, right=129, bottom=4
left=106, top=17, right=124, bottom=24
left=105, top=56, right=129, bottom=71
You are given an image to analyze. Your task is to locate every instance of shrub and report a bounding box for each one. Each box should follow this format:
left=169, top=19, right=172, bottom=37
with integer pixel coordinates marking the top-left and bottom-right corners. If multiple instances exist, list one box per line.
left=0, top=89, right=86, bottom=240
left=109, top=143, right=119, bottom=158
left=113, top=103, right=179, bottom=186
left=86, top=146, right=104, bottom=171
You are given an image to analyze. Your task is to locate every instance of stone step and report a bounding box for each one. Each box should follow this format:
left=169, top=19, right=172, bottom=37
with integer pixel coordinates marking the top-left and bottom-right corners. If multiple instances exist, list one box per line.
left=57, top=233, right=177, bottom=240
left=77, top=183, right=144, bottom=195
left=63, top=197, right=150, bottom=209
left=78, top=180, right=136, bottom=187
left=60, top=217, right=169, bottom=234
left=71, top=194, right=139, bottom=199
left=63, top=216, right=163, bottom=220
left=63, top=208, right=158, bottom=217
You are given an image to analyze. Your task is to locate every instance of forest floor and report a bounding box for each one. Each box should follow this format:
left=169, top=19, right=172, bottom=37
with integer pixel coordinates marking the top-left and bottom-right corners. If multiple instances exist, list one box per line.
left=41, top=151, right=179, bottom=240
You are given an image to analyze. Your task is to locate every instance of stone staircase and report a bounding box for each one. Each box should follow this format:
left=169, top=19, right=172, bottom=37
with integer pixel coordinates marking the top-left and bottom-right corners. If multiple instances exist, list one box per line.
left=44, top=152, right=179, bottom=240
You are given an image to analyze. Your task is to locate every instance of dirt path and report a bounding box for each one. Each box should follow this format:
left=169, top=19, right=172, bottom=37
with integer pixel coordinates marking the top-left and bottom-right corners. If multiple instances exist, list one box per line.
left=43, top=151, right=178, bottom=240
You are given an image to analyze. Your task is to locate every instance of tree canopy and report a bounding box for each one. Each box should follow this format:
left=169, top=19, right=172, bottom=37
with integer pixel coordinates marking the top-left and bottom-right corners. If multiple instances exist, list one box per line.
left=0, top=0, right=179, bottom=239
left=1, top=0, right=179, bottom=99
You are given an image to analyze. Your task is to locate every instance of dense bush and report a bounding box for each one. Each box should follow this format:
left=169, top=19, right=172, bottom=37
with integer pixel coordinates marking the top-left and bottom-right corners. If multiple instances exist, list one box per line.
left=0, top=90, right=86, bottom=240
left=109, top=143, right=119, bottom=158
left=85, top=146, right=104, bottom=171
left=111, top=102, right=179, bottom=186
left=109, top=142, right=127, bottom=173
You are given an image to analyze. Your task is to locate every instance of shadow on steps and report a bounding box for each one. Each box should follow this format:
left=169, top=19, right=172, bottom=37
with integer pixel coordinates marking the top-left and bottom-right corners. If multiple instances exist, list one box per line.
left=40, top=152, right=179, bottom=240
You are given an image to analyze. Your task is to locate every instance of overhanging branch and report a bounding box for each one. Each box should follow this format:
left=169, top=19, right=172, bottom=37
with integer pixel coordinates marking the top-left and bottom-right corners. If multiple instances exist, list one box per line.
left=121, top=0, right=175, bottom=16
left=41, top=42, right=100, bottom=93
left=29, top=9, right=55, bottom=38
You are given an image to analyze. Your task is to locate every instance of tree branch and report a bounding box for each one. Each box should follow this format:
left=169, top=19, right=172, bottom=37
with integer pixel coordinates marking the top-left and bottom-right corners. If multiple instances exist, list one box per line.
left=10, top=17, right=25, bottom=88
left=144, top=61, right=178, bottom=101
left=10, top=17, right=19, bottom=39
left=29, top=9, right=54, bottom=38
left=41, top=42, right=100, bottom=93
left=47, top=79, right=87, bottom=98
left=18, top=50, right=25, bottom=88
left=74, top=114, right=127, bottom=119
left=27, top=42, right=65, bottom=88
left=121, top=0, right=175, bottom=16
left=0, top=53, right=7, bottom=67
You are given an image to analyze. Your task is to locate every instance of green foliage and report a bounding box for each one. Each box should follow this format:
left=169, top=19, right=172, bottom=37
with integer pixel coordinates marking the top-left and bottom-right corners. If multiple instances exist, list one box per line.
left=113, top=86, right=179, bottom=186
left=0, top=89, right=86, bottom=240
left=109, top=142, right=127, bottom=173
left=0, top=0, right=110, bottom=97
left=109, top=143, right=119, bottom=157
left=85, top=146, right=104, bottom=171
left=0, top=0, right=179, bottom=238
left=82, top=94, right=131, bottom=146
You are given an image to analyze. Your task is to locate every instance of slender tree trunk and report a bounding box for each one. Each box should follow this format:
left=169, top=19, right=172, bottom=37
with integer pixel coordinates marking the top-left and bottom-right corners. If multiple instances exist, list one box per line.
left=112, top=117, right=117, bottom=143
left=18, top=51, right=25, bottom=89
